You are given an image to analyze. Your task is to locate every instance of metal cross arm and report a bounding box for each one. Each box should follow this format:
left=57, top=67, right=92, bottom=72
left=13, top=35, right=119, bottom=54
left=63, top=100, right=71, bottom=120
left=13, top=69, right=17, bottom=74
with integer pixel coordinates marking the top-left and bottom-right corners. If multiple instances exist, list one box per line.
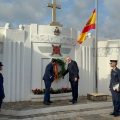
left=48, top=3, right=61, bottom=9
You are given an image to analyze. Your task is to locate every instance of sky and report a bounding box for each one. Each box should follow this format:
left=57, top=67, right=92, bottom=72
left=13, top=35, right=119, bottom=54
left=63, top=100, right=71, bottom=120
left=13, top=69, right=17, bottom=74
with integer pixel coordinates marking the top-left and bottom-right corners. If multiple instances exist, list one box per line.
left=0, top=0, right=120, bottom=39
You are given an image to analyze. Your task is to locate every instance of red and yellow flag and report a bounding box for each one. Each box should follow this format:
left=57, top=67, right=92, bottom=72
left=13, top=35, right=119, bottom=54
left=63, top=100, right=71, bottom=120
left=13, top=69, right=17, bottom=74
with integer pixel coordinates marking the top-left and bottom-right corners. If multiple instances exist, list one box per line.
left=77, top=9, right=96, bottom=44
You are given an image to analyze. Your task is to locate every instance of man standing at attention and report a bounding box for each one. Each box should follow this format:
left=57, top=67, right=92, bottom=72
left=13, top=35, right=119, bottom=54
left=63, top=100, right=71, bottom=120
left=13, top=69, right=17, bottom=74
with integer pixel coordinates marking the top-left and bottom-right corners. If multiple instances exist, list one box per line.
left=0, top=62, right=5, bottom=110
left=63, top=57, right=79, bottom=104
left=43, top=59, right=56, bottom=105
left=109, top=60, right=120, bottom=117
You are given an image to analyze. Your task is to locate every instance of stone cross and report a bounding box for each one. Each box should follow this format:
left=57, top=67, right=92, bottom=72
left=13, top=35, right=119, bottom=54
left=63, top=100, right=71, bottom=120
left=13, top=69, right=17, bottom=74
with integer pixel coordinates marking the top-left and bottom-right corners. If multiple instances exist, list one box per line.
left=48, top=0, right=62, bottom=27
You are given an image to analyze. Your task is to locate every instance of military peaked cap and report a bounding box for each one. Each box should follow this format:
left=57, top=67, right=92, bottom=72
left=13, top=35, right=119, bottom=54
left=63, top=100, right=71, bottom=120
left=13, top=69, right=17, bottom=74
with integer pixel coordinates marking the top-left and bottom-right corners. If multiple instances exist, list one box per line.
left=110, top=60, right=118, bottom=63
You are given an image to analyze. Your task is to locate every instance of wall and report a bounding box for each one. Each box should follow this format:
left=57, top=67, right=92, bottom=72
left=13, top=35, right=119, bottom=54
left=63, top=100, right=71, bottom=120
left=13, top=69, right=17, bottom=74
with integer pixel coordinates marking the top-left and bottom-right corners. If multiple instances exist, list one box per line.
left=0, top=28, right=5, bottom=62
left=3, top=27, right=32, bottom=102
left=75, top=38, right=95, bottom=95
left=98, top=39, right=120, bottom=95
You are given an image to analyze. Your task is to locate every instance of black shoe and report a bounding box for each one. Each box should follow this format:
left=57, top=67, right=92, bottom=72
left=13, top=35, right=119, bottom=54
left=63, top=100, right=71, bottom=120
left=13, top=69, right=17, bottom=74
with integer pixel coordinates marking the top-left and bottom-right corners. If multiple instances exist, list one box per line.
left=72, top=100, right=77, bottom=104
left=110, top=112, right=115, bottom=115
left=69, top=99, right=73, bottom=102
left=114, top=114, right=119, bottom=117
left=48, top=101, right=53, bottom=103
left=43, top=102, right=50, bottom=105
left=114, top=112, right=119, bottom=117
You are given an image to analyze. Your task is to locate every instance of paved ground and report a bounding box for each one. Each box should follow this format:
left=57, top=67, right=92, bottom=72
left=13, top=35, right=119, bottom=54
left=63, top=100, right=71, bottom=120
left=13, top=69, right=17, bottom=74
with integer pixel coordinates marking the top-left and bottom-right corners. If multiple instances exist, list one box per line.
left=1, top=96, right=90, bottom=110
left=0, top=96, right=120, bottom=120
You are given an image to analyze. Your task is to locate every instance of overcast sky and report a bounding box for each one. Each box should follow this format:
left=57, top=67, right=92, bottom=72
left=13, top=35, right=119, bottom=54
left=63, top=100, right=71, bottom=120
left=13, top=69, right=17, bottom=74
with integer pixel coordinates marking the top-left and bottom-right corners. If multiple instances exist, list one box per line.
left=0, top=0, right=119, bottom=39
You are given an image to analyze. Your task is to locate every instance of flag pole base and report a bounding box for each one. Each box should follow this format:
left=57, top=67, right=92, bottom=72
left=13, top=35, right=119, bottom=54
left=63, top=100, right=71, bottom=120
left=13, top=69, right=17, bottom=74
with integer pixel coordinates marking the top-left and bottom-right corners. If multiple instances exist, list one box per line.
left=87, top=93, right=108, bottom=101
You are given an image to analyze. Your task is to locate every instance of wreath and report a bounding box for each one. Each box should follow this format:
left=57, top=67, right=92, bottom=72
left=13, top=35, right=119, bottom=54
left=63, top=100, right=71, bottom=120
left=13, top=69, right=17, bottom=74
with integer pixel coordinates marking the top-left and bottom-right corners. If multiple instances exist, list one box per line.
left=54, top=58, right=66, bottom=80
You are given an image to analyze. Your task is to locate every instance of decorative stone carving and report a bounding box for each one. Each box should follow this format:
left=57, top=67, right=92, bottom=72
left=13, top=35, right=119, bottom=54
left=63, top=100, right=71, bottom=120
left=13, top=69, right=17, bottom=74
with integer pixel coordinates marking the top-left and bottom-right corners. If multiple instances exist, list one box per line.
left=52, top=44, right=61, bottom=56
left=98, top=48, right=120, bottom=57
left=31, top=34, right=74, bottom=45
left=54, top=27, right=60, bottom=36
left=19, top=24, right=24, bottom=30
left=38, top=46, right=71, bottom=54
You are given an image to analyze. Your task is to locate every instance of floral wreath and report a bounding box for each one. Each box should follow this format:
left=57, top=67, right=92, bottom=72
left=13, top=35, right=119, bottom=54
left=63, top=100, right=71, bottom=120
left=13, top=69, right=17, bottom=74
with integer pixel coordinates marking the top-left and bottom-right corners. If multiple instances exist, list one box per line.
left=54, top=58, right=66, bottom=80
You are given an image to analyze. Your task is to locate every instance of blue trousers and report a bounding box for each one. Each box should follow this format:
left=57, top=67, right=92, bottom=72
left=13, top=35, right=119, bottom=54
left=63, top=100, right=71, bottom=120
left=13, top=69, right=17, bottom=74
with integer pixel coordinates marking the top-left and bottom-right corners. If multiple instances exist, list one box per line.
left=44, top=80, right=52, bottom=102
left=0, top=97, right=3, bottom=108
left=70, top=80, right=78, bottom=101
left=111, top=90, right=120, bottom=114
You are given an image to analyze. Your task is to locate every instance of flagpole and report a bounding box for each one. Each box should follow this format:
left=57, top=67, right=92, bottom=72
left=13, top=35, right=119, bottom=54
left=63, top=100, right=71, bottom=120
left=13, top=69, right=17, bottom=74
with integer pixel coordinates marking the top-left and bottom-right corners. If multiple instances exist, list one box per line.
left=95, top=0, right=98, bottom=93
left=87, top=0, right=107, bottom=101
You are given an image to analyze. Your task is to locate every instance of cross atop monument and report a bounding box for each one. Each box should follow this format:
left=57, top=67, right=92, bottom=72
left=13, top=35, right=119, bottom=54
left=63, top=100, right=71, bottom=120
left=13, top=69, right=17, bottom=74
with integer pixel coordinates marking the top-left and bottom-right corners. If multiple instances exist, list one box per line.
left=48, top=0, right=63, bottom=27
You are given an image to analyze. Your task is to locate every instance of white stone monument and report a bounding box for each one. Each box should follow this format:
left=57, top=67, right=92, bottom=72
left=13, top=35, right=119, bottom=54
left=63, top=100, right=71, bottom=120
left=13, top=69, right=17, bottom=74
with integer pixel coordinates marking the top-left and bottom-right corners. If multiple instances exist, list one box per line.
left=0, top=0, right=79, bottom=102
left=0, top=0, right=120, bottom=102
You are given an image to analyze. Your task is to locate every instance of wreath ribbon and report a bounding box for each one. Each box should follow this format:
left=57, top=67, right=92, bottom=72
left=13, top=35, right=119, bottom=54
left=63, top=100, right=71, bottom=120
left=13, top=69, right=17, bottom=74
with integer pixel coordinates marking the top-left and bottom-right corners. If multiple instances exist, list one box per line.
left=54, top=63, right=58, bottom=80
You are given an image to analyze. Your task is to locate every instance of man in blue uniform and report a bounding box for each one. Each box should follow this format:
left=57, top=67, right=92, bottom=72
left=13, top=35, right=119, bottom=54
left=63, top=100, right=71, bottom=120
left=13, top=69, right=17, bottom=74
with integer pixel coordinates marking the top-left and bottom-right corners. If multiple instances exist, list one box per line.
left=109, top=60, right=120, bottom=117
left=63, top=57, right=79, bottom=104
left=0, top=62, right=5, bottom=110
left=43, top=59, right=56, bottom=105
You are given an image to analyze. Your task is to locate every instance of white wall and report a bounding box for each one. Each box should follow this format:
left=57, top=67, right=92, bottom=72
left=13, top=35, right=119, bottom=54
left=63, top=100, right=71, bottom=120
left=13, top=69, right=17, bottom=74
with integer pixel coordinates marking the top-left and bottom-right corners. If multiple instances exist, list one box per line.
left=3, top=27, right=32, bottom=102
left=98, top=40, right=120, bottom=95
left=75, top=39, right=95, bottom=96
left=30, top=24, right=77, bottom=38
left=31, top=43, right=75, bottom=90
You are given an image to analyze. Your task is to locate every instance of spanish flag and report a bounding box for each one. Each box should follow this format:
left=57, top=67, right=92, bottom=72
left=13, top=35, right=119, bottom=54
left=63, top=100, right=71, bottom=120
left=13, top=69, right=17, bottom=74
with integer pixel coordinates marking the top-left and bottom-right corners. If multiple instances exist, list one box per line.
left=77, top=9, right=96, bottom=44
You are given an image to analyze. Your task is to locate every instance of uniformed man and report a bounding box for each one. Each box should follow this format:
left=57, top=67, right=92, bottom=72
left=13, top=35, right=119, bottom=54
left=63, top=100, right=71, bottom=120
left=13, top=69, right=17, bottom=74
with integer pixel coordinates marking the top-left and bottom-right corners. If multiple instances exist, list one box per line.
left=43, top=59, right=56, bottom=105
left=63, top=57, right=79, bottom=104
left=109, top=60, right=120, bottom=117
left=0, top=62, right=5, bottom=110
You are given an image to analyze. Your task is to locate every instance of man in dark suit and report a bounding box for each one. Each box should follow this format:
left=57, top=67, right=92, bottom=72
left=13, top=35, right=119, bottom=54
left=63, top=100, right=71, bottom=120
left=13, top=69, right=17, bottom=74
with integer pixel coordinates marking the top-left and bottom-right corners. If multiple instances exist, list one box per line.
left=0, top=62, right=5, bottom=110
left=109, top=60, right=120, bottom=117
left=63, top=57, right=79, bottom=104
left=43, top=59, right=56, bottom=105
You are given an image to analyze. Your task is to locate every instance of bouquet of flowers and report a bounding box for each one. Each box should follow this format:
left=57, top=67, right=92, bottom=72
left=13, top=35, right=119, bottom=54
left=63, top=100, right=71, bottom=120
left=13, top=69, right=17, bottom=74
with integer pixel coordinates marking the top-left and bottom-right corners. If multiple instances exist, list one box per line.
left=32, top=89, right=45, bottom=95
left=32, top=88, right=72, bottom=95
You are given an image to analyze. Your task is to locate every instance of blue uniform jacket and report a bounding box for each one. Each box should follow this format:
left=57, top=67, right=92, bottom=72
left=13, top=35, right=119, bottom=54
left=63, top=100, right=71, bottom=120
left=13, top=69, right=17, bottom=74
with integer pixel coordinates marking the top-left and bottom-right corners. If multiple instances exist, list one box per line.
left=0, top=73, right=5, bottom=99
left=43, top=63, right=54, bottom=82
left=109, top=67, right=120, bottom=90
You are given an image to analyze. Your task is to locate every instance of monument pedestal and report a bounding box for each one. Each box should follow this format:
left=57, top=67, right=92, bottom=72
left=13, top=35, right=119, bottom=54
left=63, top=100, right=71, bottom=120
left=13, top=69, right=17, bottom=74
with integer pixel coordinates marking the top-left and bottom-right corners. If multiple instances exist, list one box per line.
left=50, top=21, right=63, bottom=27
left=87, top=93, right=108, bottom=101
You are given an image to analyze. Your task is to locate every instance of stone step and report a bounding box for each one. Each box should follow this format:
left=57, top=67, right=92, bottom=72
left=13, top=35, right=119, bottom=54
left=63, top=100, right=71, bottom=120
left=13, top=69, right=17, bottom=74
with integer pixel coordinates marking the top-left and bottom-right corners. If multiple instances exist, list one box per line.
left=87, top=93, right=108, bottom=101
left=30, top=93, right=72, bottom=101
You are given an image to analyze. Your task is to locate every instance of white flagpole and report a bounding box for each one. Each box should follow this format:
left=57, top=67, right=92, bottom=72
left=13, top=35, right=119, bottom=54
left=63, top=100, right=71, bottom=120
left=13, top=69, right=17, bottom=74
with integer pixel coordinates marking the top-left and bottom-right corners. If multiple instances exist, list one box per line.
left=95, top=0, right=98, bottom=93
